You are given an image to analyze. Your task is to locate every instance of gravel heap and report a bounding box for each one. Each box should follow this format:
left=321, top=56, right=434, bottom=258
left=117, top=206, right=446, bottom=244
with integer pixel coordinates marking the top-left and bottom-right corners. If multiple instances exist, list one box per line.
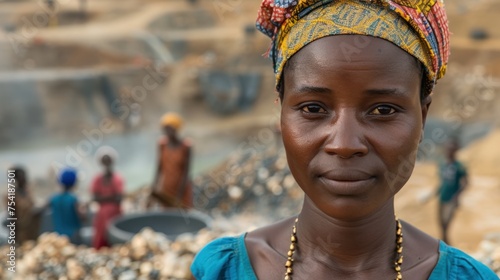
left=124, top=143, right=304, bottom=220
left=191, top=144, right=303, bottom=219
left=0, top=228, right=221, bottom=280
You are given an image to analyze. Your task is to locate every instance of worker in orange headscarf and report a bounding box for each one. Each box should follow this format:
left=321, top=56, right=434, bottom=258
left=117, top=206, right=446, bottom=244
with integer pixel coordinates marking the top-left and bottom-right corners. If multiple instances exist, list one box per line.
left=149, top=113, right=193, bottom=209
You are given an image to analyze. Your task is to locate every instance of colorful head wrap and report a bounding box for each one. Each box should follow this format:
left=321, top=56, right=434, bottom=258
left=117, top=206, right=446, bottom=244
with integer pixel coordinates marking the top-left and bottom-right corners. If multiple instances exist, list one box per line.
left=59, top=168, right=77, bottom=189
left=161, top=112, right=183, bottom=130
left=256, top=0, right=450, bottom=94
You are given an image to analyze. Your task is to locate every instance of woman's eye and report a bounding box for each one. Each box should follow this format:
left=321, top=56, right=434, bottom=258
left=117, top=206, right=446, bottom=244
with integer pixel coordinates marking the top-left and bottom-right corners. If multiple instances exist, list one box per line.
left=301, top=105, right=326, bottom=114
left=371, top=105, right=396, bottom=115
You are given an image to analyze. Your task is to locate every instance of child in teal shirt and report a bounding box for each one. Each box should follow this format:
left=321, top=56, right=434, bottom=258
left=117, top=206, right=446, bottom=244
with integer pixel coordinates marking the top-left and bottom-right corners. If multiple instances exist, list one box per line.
left=438, top=140, right=468, bottom=244
left=49, top=168, right=84, bottom=244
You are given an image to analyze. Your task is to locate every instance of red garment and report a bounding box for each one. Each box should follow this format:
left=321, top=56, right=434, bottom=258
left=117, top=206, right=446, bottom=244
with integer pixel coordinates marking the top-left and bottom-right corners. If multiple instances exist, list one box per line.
left=91, top=173, right=123, bottom=249
left=154, top=137, right=193, bottom=208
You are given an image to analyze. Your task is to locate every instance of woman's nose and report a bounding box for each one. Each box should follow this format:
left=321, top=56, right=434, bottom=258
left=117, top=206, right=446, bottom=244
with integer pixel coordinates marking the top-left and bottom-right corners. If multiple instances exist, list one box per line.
left=323, top=110, right=369, bottom=158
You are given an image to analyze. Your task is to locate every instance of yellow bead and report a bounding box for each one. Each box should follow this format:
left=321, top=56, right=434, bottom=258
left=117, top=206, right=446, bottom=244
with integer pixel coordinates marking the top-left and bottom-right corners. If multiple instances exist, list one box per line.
left=287, top=250, right=293, bottom=257
left=290, top=244, right=295, bottom=250
left=395, top=266, right=401, bottom=272
left=397, top=247, right=403, bottom=253
left=285, top=260, right=292, bottom=267
left=291, top=235, right=296, bottom=242
left=398, top=256, right=403, bottom=264
left=287, top=267, right=293, bottom=274
left=285, top=276, right=291, bottom=280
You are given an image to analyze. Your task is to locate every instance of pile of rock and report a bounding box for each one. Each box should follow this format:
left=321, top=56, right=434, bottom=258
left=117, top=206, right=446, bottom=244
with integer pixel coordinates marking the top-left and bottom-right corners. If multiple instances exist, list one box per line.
left=124, top=143, right=303, bottom=221
left=0, top=228, right=220, bottom=280
left=192, top=144, right=303, bottom=220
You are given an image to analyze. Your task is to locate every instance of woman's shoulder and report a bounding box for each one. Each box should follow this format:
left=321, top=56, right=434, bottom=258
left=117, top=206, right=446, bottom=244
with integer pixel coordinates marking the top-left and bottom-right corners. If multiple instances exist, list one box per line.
left=194, top=235, right=242, bottom=257
left=183, top=138, right=193, bottom=148
left=244, top=217, right=297, bottom=279
left=91, top=173, right=103, bottom=183
left=191, top=234, right=256, bottom=280
left=430, top=241, right=498, bottom=279
left=112, top=173, right=124, bottom=184
left=158, top=136, right=168, bottom=146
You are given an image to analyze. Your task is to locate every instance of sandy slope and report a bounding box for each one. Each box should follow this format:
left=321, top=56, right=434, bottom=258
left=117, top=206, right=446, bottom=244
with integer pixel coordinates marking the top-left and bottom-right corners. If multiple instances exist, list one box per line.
left=397, top=129, right=500, bottom=253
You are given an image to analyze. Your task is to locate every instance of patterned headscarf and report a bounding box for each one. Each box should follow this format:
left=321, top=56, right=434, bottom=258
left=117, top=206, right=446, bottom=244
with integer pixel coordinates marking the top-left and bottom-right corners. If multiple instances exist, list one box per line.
left=256, top=0, right=450, bottom=94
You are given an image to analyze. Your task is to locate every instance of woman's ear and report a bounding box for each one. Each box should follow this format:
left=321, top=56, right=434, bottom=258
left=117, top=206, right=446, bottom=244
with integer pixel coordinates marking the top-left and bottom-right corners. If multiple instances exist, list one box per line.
left=420, top=93, right=433, bottom=143
left=421, top=93, right=432, bottom=124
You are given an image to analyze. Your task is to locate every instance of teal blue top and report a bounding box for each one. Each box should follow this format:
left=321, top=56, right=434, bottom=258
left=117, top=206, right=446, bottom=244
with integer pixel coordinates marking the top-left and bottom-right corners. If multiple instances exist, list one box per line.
left=191, top=234, right=498, bottom=280
left=50, top=192, right=81, bottom=238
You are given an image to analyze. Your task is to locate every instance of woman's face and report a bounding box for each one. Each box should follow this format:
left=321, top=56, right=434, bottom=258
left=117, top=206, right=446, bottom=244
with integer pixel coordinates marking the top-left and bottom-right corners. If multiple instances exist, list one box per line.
left=281, top=35, right=429, bottom=220
left=164, top=125, right=177, bottom=138
left=101, top=155, right=113, bottom=169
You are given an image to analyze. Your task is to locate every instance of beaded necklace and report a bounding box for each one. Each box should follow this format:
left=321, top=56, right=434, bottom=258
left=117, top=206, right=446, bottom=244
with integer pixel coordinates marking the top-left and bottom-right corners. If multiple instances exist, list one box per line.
left=284, top=217, right=404, bottom=280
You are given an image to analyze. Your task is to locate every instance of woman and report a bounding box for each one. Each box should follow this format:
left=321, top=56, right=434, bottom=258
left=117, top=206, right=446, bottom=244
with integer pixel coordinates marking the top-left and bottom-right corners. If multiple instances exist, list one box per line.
left=4, top=166, right=41, bottom=244
left=191, top=0, right=497, bottom=279
left=149, top=112, right=193, bottom=209
left=91, top=146, right=124, bottom=249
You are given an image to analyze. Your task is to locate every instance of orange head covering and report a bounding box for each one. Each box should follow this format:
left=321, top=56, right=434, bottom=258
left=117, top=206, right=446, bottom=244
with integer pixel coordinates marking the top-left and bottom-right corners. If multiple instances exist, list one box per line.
left=161, top=113, right=183, bottom=130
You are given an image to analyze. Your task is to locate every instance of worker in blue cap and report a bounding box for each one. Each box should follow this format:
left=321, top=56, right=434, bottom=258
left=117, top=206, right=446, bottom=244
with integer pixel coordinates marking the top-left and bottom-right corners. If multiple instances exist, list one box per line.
left=49, top=168, right=85, bottom=244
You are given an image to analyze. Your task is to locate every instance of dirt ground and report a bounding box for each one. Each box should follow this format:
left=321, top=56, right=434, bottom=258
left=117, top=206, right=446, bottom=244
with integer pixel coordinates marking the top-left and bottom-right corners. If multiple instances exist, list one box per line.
left=397, top=149, right=500, bottom=253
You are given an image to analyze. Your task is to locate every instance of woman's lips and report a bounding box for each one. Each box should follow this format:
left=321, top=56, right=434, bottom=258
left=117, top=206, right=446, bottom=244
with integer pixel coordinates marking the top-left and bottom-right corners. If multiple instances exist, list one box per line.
left=318, top=170, right=375, bottom=195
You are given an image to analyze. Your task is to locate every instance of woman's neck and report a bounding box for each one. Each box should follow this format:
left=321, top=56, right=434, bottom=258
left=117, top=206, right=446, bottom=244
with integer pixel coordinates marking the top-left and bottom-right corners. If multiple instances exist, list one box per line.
left=295, top=197, right=398, bottom=273
left=103, top=169, right=113, bottom=179
left=168, top=135, right=181, bottom=146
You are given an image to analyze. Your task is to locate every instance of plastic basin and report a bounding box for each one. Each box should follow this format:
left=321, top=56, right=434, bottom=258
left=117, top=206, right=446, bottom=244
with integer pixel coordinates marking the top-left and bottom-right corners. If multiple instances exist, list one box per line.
left=106, top=210, right=211, bottom=245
